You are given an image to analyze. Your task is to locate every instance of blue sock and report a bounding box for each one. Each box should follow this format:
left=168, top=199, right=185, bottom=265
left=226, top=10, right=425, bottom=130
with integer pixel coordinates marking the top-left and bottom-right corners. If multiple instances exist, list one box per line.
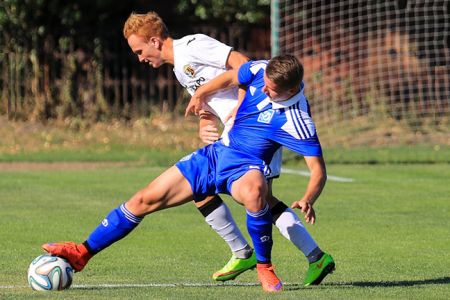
left=85, top=204, right=142, bottom=254
left=246, top=204, right=273, bottom=263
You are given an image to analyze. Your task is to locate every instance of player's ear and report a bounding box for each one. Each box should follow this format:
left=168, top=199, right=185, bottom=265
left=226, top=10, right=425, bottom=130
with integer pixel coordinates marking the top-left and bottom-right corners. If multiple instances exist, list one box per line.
left=288, top=85, right=299, bottom=96
left=149, top=37, right=160, bottom=49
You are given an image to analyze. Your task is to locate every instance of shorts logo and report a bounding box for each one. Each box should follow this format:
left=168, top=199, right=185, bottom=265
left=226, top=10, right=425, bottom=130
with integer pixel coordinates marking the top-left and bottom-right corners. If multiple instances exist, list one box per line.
left=183, top=64, right=195, bottom=78
left=102, top=219, right=108, bottom=227
left=260, top=235, right=271, bottom=242
left=180, top=152, right=195, bottom=162
left=257, top=109, right=275, bottom=124
left=263, top=164, right=271, bottom=177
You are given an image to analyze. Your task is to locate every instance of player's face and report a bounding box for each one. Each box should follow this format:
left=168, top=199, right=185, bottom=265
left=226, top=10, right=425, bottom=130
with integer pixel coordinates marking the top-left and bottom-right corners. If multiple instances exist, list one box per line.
left=262, top=74, right=297, bottom=102
left=127, top=34, right=163, bottom=68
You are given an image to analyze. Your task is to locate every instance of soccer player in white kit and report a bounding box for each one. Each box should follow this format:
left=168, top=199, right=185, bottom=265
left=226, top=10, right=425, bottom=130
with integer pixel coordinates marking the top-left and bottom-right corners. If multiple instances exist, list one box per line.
left=122, top=11, right=328, bottom=283
left=45, top=11, right=327, bottom=284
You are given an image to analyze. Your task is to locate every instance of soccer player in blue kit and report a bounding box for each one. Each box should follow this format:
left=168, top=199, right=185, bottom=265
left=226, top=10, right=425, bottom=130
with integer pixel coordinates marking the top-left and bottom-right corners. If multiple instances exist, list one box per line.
left=42, top=54, right=335, bottom=293
left=185, top=54, right=335, bottom=288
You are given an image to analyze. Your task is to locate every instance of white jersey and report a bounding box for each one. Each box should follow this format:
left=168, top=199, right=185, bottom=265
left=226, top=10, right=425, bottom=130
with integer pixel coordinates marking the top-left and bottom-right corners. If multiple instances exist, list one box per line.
left=173, top=34, right=238, bottom=125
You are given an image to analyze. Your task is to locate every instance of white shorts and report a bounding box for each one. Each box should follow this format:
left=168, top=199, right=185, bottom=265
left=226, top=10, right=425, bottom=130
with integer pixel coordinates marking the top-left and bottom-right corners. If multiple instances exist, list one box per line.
left=267, top=147, right=282, bottom=179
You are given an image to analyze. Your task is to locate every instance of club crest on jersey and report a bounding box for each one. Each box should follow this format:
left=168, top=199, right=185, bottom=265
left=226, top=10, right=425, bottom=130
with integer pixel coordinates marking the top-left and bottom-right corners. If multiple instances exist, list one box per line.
left=183, top=64, right=195, bottom=78
left=257, top=109, right=275, bottom=124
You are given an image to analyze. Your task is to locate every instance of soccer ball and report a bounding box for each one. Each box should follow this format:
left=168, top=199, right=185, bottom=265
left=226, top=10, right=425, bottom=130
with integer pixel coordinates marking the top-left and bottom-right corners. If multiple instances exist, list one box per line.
left=27, top=254, right=74, bottom=291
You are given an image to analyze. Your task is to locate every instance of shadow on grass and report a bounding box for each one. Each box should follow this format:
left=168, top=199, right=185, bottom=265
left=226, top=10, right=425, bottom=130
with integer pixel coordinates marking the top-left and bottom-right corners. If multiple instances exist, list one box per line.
left=71, top=277, right=450, bottom=291
left=284, top=276, right=450, bottom=291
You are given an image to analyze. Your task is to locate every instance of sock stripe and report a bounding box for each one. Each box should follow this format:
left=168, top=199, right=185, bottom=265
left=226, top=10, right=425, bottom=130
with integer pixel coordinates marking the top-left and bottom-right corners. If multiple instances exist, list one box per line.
left=197, top=195, right=223, bottom=217
left=270, top=201, right=289, bottom=224
left=246, top=203, right=269, bottom=218
left=120, top=204, right=143, bottom=224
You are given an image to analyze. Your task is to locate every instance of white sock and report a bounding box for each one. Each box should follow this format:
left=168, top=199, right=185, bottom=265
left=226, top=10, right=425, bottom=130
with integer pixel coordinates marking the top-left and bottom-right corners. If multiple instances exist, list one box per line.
left=275, top=207, right=318, bottom=257
left=205, top=202, right=250, bottom=257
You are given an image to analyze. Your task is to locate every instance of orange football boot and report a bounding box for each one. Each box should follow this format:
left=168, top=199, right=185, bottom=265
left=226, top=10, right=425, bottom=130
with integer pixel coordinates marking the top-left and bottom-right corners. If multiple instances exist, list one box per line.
left=256, top=263, right=283, bottom=292
left=42, top=242, right=92, bottom=272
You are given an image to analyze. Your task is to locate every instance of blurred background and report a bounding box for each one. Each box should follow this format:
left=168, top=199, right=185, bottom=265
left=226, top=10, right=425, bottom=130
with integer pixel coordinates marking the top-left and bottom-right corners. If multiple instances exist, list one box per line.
left=1, top=0, right=449, bottom=163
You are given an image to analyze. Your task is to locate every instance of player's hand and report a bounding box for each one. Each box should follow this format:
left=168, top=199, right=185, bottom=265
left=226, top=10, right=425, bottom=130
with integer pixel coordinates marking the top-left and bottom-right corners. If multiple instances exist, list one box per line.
left=185, top=94, right=203, bottom=117
left=199, top=124, right=220, bottom=144
left=291, top=199, right=316, bottom=224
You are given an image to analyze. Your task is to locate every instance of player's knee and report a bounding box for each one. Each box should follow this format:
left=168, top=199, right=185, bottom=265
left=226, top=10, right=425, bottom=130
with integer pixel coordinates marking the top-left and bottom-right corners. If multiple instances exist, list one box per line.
left=241, top=182, right=266, bottom=211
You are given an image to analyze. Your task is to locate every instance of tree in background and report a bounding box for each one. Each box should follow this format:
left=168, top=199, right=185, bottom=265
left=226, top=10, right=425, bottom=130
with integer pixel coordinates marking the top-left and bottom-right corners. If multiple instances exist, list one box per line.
left=176, top=0, right=270, bottom=24
left=0, top=0, right=270, bottom=121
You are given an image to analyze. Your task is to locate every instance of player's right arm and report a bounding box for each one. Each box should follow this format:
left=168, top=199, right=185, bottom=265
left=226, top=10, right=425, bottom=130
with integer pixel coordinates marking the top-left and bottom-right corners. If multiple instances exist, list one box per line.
left=291, top=155, right=327, bottom=224
left=185, top=69, right=240, bottom=116
left=198, top=50, right=248, bottom=137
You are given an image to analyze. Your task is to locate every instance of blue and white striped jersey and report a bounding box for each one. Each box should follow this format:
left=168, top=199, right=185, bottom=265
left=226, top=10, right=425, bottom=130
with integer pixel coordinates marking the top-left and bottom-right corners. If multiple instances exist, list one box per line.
left=226, top=60, right=322, bottom=164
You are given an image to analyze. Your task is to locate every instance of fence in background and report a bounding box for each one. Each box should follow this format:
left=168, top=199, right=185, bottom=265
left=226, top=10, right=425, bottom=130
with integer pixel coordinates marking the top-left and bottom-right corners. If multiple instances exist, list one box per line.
left=272, top=0, right=449, bottom=146
left=0, top=24, right=270, bottom=121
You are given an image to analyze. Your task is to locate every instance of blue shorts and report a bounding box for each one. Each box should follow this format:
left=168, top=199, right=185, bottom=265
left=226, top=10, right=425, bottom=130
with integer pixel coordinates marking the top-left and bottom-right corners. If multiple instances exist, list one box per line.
left=175, top=142, right=268, bottom=202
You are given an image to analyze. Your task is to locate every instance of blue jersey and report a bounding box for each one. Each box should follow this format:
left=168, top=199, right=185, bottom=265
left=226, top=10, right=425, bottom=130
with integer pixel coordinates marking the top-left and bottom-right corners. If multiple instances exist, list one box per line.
left=227, top=60, right=322, bottom=165
left=177, top=60, right=322, bottom=200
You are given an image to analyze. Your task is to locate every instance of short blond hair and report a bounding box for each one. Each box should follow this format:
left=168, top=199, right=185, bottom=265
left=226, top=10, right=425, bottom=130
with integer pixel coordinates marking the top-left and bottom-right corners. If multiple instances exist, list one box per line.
left=123, top=11, right=169, bottom=40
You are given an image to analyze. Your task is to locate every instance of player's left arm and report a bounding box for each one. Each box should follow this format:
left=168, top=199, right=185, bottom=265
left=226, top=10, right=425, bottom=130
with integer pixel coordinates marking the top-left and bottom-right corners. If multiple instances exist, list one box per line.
left=198, top=110, right=220, bottom=144
left=221, top=51, right=249, bottom=122
left=226, top=51, right=249, bottom=70
left=291, top=155, right=327, bottom=224
left=224, top=86, right=247, bottom=124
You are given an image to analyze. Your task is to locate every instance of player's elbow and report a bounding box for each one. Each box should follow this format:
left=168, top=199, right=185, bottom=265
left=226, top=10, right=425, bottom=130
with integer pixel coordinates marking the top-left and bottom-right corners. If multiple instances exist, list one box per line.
left=313, top=165, right=327, bottom=188
left=319, top=165, right=328, bottom=189
left=315, top=159, right=327, bottom=187
left=227, top=51, right=250, bottom=69
left=320, top=171, right=327, bottom=188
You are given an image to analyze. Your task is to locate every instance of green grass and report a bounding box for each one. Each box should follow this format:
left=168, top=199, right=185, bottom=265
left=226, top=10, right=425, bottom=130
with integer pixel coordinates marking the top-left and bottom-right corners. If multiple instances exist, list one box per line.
left=304, top=144, right=450, bottom=164
left=1, top=144, right=449, bottom=165
left=1, top=163, right=450, bottom=299
left=0, top=144, right=185, bottom=165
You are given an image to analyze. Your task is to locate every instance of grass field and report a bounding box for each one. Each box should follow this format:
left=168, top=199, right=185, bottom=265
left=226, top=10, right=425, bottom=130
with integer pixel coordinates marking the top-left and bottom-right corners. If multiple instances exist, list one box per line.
left=1, top=161, right=449, bottom=299
left=1, top=117, right=449, bottom=165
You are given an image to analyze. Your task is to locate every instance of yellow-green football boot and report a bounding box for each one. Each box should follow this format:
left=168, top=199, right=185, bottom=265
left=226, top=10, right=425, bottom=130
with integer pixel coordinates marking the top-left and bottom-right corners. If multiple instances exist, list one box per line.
left=304, top=253, right=335, bottom=286
left=212, top=252, right=257, bottom=281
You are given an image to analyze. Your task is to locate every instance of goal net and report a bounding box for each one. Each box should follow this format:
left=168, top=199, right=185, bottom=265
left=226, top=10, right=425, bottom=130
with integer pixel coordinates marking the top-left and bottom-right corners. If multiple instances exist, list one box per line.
left=272, top=0, right=449, bottom=148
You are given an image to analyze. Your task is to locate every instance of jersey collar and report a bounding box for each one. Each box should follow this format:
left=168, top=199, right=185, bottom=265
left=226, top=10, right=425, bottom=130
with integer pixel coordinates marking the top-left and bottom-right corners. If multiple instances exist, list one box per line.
left=270, top=82, right=305, bottom=109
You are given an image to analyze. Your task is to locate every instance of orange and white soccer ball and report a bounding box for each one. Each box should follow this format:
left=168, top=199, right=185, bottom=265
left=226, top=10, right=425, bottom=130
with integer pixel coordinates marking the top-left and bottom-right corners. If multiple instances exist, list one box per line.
left=27, top=254, right=73, bottom=291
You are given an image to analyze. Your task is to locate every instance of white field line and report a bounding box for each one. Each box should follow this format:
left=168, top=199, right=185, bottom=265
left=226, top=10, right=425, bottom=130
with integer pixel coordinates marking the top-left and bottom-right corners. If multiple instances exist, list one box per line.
left=1, top=282, right=288, bottom=289
left=149, top=167, right=355, bottom=183
left=72, top=282, right=260, bottom=288
left=281, top=168, right=355, bottom=182
left=149, top=166, right=355, bottom=182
